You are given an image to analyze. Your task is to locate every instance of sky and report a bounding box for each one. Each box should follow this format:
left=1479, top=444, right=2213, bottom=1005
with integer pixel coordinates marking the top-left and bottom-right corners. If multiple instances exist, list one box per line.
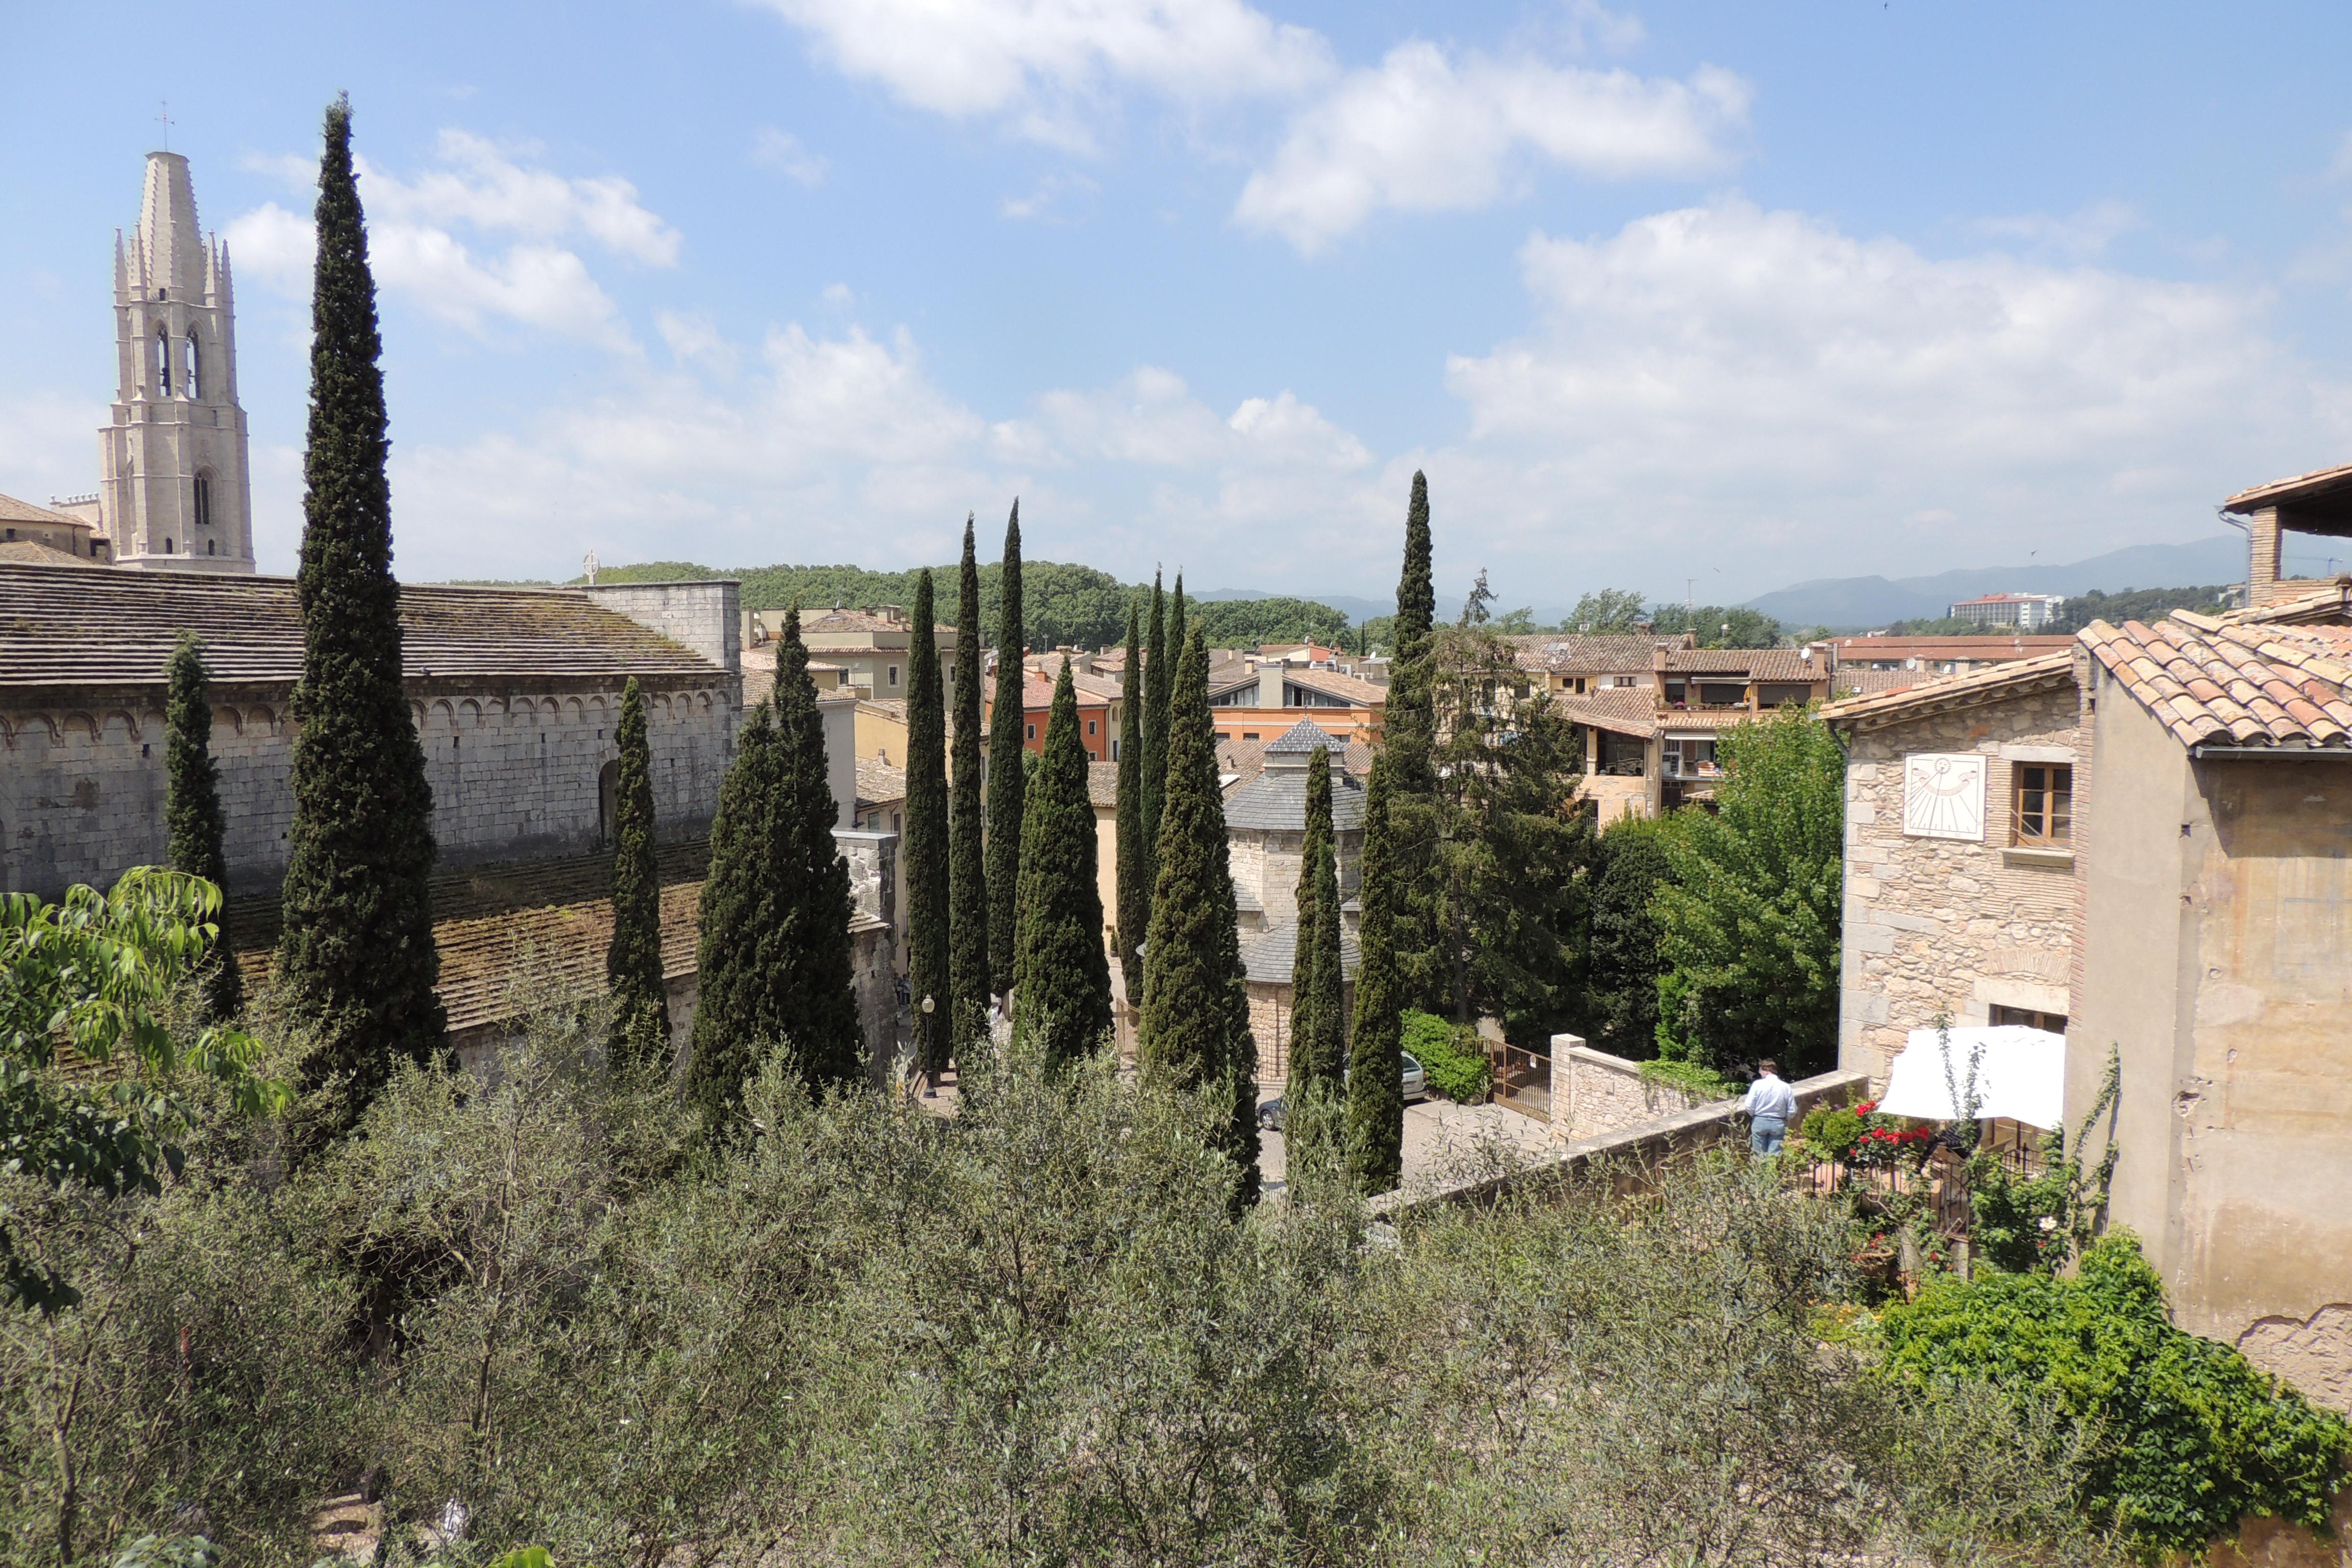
left=5, top=2, right=2352, bottom=605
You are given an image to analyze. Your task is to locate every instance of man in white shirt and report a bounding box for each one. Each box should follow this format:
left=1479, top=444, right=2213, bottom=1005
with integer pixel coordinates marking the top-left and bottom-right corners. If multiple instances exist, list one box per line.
left=1741, top=1059, right=1798, bottom=1156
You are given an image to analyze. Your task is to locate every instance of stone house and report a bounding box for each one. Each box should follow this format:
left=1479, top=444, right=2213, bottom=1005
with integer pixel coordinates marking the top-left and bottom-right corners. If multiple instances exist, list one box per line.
left=1822, top=477, right=2352, bottom=1412
left=1508, top=631, right=1689, bottom=697
left=0, top=492, right=109, bottom=562
left=748, top=604, right=953, bottom=700
left=1820, top=650, right=2086, bottom=1084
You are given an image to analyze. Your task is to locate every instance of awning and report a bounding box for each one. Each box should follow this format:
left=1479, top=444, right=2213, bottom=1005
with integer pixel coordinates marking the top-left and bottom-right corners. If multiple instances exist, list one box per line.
left=1876, top=1026, right=2066, bottom=1130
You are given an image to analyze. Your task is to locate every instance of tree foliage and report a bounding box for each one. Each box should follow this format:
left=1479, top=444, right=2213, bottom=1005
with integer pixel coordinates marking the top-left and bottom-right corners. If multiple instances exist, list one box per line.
left=1136, top=628, right=1258, bottom=1208
left=1582, top=814, right=1674, bottom=1058
left=1012, top=662, right=1114, bottom=1069
left=1, top=870, right=284, bottom=1314
left=163, top=634, right=240, bottom=1023
left=948, top=519, right=991, bottom=1059
left=605, top=677, right=671, bottom=1073
left=1652, top=706, right=1845, bottom=1078
left=904, top=570, right=950, bottom=1073
left=684, top=614, right=863, bottom=1122
left=1113, top=600, right=1148, bottom=1002
left=1138, top=571, right=1169, bottom=913
left=1345, top=757, right=1405, bottom=1196
left=1876, top=1231, right=2352, bottom=1557
left=1288, top=749, right=1345, bottom=1093
left=273, top=95, right=447, bottom=1146
left=1646, top=602, right=1784, bottom=649
left=985, top=502, right=1026, bottom=996
left=1185, top=596, right=1351, bottom=648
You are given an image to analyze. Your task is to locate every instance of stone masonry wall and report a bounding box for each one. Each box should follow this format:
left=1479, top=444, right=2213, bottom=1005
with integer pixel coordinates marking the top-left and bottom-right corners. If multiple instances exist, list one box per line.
left=584, top=581, right=741, bottom=679
left=2, top=678, right=736, bottom=899
left=1554, top=1043, right=1713, bottom=1140
left=1838, top=682, right=2088, bottom=1087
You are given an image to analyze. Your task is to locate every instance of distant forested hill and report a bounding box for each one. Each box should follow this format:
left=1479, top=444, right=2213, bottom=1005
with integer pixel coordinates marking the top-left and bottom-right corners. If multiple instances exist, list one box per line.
left=570, top=560, right=1351, bottom=651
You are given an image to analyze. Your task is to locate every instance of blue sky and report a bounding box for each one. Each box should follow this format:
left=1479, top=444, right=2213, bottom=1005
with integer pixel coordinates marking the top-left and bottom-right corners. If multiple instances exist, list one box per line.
left=5, top=1, right=2351, bottom=604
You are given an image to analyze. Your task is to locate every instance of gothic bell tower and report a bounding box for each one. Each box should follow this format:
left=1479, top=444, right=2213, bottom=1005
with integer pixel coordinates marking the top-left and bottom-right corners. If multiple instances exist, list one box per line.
left=101, top=151, right=256, bottom=574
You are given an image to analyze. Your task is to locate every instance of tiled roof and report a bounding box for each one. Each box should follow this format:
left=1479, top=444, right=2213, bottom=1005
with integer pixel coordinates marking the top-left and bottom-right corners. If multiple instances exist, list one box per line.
left=1224, top=761, right=1367, bottom=832
left=1239, top=920, right=1361, bottom=985
left=0, top=564, right=725, bottom=696
left=0, top=540, right=88, bottom=567
left=855, top=755, right=907, bottom=808
left=1509, top=633, right=1681, bottom=674
left=1657, top=648, right=1827, bottom=680
left=1821, top=650, right=2075, bottom=730
left=1830, top=668, right=1923, bottom=698
left=799, top=608, right=946, bottom=636
left=0, top=492, right=92, bottom=527
left=2223, top=459, right=2352, bottom=516
left=2079, top=618, right=2352, bottom=751
left=1283, top=667, right=1386, bottom=705
left=1555, top=686, right=1658, bottom=738
left=1830, top=635, right=2073, bottom=663
left=2198, top=582, right=2352, bottom=628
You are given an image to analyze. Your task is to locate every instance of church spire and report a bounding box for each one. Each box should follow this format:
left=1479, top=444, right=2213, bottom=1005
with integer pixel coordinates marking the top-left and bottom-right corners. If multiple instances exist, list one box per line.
left=100, top=148, right=255, bottom=574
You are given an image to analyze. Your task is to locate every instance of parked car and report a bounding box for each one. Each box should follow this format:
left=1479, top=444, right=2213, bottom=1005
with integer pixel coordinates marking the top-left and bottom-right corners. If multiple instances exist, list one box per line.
left=1257, top=1051, right=1427, bottom=1132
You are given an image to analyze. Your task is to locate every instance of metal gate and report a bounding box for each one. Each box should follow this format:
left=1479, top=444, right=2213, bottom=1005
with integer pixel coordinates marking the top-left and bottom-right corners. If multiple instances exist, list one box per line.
left=1487, top=1040, right=1553, bottom=1121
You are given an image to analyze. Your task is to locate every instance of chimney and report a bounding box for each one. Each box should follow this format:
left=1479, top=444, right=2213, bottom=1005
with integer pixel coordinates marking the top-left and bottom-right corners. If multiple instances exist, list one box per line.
left=1258, top=662, right=1286, bottom=709
left=2248, top=506, right=2283, bottom=605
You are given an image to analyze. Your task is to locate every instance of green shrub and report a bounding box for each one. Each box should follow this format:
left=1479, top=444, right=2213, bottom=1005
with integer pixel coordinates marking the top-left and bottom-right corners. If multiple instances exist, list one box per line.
left=1874, top=1231, right=2352, bottom=1558
left=1636, top=1057, right=1737, bottom=1102
left=1400, top=1010, right=1490, bottom=1102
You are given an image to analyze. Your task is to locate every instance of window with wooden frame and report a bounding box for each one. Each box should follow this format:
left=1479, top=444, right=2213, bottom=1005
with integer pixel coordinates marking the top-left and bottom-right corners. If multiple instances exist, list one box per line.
left=1990, top=1002, right=2067, bottom=1034
left=2012, top=763, right=2072, bottom=846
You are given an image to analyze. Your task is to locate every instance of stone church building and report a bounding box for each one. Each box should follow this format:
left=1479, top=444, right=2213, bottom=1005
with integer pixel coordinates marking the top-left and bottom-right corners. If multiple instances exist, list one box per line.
left=0, top=149, right=900, bottom=1072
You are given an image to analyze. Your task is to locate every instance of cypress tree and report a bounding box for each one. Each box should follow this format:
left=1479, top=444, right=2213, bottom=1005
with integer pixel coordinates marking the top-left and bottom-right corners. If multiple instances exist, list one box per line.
left=904, top=569, right=950, bottom=1075
left=1137, top=570, right=1168, bottom=902
left=1113, top=600, right=1148, bottom=1002
left=949, top=516, right=991, bottom=1059
left=165, top=632, right=241, bottom=1022
left=985, top=502, right=1026, bottom=996
left=606, top=676, right=670, bottom=1073
left=685, top=611, right=863, bottom=1123
left=1384, top=471, right=1437, bottom=795
left=1347, top=755, right=1407, bottom=1195
left=687, top=700, right=781, bottom=1123
left=1013, top=659, right=1113, bottom=1068
left=1288, top=747, right=1344, bottom=1091
left=1137, top=626, right=1260, bottom=1208
left=275, top=94, right=447, bottom=1134
left=767, top=609, right=864, bottom=1086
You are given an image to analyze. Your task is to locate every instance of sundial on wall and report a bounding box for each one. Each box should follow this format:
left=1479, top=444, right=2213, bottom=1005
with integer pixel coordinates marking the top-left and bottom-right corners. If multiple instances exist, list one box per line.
left=1902, top=753, right=1987, bottom=841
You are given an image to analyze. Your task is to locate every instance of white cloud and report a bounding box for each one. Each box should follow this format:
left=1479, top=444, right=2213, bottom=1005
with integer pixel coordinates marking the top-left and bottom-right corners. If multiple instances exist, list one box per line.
left=753, top=0, right=1333, bottom=145
left=1000, top=171, right=1099, bottom=221
left=1978, top=198, right=2143, bottom=256
left=1236, top=42, right=1750, bottom=252
left=225, top=131, right=674, bottom=350
left=751, top=127, right=829, bottom=186
left=1430, top=197, right=2349, bottom=585
left=358, top=130, right=681, bottom=266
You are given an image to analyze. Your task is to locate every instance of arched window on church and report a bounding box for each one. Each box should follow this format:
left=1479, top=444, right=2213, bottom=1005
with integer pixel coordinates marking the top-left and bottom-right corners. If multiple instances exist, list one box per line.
left=155, top=325, right=172, bottom=395
left=163, top=537, right=174, bottom=555
left=192, top=471, right=212, bottom=533
left=185, top=331, right=201, bottom=400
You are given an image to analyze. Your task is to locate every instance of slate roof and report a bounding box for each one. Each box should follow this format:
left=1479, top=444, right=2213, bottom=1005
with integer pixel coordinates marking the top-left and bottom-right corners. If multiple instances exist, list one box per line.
left=1223, top=760, right=1367, bottom=832
left=1239, top=919, right=1361, bottom=985
left=0, top=563, right=725, bottom=697
left=1265, top=718, right=1344, bottom=754
left=2077, top=618, right=2352, bottom=751
left=1821, top=650, right=2076, bottom=731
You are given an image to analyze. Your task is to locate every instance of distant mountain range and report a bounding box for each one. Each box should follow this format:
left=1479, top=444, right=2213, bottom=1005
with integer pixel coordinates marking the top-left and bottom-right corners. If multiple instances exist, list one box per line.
left=1739, top=536, right=2256, bottom=629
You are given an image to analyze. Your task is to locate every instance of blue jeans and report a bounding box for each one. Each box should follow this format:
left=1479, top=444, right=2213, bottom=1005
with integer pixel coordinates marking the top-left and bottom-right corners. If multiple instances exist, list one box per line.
left=1750, top=1116, right=1785, bottom=1156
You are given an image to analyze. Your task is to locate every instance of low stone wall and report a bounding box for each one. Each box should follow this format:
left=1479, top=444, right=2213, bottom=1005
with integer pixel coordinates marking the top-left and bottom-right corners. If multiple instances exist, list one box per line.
left=1370, top=1068, right=1870, bottom=1223
left=1554, top=1043, right=1721, bottom=1140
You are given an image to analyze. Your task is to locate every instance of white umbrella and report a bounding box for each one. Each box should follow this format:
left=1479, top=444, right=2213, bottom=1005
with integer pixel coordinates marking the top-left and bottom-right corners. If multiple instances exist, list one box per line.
left=1876, top=1025, right=2066, bottom=1130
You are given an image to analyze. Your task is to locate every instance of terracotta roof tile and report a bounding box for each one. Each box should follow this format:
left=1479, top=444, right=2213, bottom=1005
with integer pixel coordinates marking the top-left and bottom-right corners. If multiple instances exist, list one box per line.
left=1821, top=649, right=2077, bottom=730
left=2079, top=614, right=2352, bottom=752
